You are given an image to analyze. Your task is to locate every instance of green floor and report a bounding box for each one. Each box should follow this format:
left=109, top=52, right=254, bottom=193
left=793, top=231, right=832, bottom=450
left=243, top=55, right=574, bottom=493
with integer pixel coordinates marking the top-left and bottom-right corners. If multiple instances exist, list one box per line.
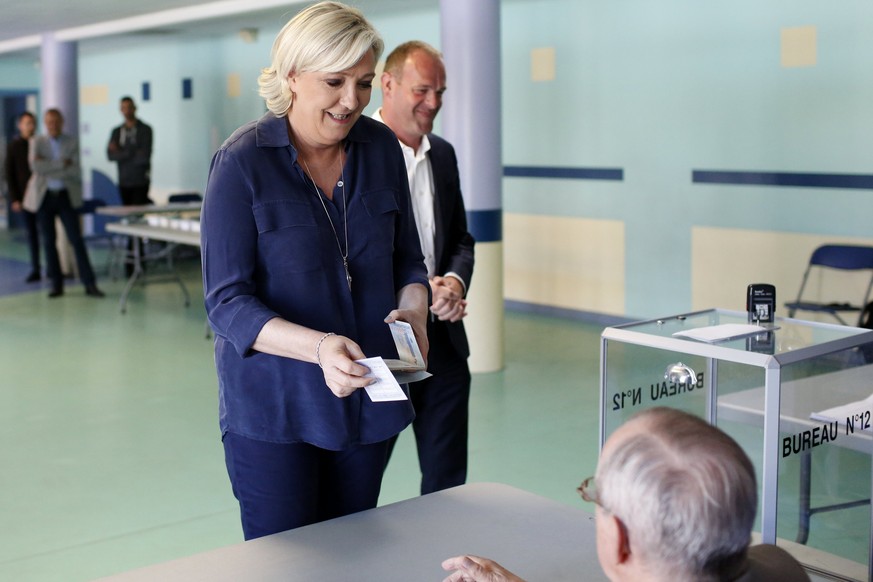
left=0, top=231, right=601, bottom=581
left=0, top=230, right=866, bottom=581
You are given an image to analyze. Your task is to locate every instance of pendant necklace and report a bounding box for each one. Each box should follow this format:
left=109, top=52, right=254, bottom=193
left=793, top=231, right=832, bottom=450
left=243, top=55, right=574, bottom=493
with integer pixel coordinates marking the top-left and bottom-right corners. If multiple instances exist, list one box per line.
left=302, top=146, right=352, bottom=291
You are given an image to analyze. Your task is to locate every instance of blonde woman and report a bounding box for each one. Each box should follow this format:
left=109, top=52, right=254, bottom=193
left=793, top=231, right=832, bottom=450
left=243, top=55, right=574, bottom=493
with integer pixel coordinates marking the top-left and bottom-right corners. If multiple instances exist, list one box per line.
left=201, top=1, right=429, bottom=539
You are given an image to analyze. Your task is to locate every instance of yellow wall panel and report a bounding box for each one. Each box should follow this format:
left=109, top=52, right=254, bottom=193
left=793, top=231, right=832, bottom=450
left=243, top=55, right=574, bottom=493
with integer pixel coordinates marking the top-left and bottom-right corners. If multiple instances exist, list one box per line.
left=781, top=26, right=817, bottom=68
left=691, top=227, right=873, bottom=321
left=226, top=73, right=241, bottom=98
left=530, top=47, right=556, bottom=82
left=80, top=85, right=109, bottom=105
left=505, top=213, right=625, bottom=314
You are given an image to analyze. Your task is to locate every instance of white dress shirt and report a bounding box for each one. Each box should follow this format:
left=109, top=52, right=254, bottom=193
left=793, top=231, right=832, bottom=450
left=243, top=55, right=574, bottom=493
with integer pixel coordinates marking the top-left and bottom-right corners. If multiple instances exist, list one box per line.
left=47, top=136, right=65, bottom=191
left=373, top=108, right=436, bottom=277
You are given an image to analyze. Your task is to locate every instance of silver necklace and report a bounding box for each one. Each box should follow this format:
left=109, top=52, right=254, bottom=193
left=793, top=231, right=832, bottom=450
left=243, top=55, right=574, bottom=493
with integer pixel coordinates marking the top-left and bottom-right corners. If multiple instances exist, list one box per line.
left=301, top=147, right=352, bottom=291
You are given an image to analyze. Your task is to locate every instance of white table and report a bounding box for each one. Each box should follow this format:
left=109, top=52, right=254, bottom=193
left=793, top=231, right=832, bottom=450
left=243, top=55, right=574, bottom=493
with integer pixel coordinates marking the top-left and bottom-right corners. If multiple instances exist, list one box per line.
left=105, top=222, right=200, bottom=313
left=94, top=483, right=607, bottom=582
left=96, top=201, right=201, bottom=218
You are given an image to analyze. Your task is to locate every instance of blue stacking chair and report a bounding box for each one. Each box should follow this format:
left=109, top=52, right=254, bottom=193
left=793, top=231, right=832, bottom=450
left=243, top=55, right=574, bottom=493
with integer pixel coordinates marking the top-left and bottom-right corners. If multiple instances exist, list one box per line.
left=784, top=244, right=873, bottom=326
left=167, top=192, right=202, bottom=203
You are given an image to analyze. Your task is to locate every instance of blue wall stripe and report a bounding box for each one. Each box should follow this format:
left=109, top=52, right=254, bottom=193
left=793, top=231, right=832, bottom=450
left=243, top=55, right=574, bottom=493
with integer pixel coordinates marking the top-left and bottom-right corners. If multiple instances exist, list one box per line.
left=504, top=165, right=624, bottom=181
left=467, top=209, right=502, bottom=243
left=693, top=170, right=873, bottom=190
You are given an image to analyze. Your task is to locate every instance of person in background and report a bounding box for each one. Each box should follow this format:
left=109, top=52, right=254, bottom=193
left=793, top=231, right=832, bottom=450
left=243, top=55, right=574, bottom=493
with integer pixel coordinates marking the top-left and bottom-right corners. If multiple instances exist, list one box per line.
left=27, top=108, right=104, bottom=299
left=4, top=111, right=41, bottom=282
left=442, top=407, right=811, bottom=582
left=107, top=96, right=153, bottom=205
left=201, top=1, right=429, bottom=540
left=108, top=96, right=153, bottom=277
left=374, top=40, right=475, bottom=495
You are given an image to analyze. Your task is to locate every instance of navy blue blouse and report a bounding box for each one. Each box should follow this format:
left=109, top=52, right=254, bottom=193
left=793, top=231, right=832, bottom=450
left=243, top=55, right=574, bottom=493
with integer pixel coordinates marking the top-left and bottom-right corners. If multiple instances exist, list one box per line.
left=201, top=112, right=427, bottom=449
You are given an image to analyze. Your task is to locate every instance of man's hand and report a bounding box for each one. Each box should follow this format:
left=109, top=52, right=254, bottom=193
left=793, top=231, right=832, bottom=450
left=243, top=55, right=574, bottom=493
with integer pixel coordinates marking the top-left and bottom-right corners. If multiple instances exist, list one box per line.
left=441, top=555, right=526, bottom=582
left=10, top=200, right=21, bottom=212
left=430, top=276, right=467, bottom=323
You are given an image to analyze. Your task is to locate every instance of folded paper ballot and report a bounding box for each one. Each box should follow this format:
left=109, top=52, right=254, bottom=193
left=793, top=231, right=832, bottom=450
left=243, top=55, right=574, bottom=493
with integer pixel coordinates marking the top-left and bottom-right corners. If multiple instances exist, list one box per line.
left=810, top=393, right=873, bottom=425
left=673, top=323, right=779, bottom=344
left=358, top=357, right=409, bottom=402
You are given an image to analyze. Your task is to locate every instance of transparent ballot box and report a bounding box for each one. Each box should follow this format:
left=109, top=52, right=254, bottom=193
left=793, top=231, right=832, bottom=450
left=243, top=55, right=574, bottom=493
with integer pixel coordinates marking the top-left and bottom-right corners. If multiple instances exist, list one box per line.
left=600, top=309, right=873, bottom=581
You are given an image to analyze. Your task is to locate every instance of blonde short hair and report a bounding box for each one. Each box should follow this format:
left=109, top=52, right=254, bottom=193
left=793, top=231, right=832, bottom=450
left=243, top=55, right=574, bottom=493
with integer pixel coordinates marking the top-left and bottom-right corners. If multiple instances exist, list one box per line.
left=258, top=1, right=384, bottom=116
left=383, top=40, right=442, bottom=78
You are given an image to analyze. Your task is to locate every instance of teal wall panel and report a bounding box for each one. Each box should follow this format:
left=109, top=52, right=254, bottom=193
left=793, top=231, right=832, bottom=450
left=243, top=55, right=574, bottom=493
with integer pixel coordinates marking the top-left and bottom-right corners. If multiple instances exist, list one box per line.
left=1, top=1, right=872, bottom=317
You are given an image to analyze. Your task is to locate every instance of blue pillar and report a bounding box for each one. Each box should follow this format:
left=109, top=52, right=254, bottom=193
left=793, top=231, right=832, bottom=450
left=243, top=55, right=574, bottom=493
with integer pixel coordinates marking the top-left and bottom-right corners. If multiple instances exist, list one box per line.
left=40, top=34, right=81, bottom=274
left=40, top=34, right=79, bottom=136
left=440, top=0, right=503, bottom=372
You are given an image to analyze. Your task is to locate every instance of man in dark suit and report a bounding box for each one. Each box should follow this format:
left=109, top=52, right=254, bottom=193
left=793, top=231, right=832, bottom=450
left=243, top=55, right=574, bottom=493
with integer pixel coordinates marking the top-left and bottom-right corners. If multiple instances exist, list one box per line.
left=375, top=40, right=475, bottom=495
left=107, top=96, right=153, bottom=276
left=4, top=111, right=41, bottom=282
left=107, top=96, right=153, bottom=206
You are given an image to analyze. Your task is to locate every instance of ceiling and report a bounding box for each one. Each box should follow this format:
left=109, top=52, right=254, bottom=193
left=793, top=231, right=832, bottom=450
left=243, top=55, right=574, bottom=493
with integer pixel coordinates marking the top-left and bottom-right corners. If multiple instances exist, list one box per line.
left=0, top=0, right=437, bottom=56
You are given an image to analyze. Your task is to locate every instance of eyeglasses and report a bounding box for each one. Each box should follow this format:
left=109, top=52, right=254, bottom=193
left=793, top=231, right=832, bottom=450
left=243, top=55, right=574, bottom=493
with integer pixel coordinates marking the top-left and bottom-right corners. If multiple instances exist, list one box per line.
left=577, top=476, right=600, bottom=506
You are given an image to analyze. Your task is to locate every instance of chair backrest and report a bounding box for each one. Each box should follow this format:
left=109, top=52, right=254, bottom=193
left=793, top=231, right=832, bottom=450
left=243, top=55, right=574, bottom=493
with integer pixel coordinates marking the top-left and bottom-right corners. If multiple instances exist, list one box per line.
left=78, top=198, right=113, bottom=236
left=809, top=245, right=873, bottom=271
left=78, top=198, right=108, bottom=214
left=168, top=192, right=203, bottom=203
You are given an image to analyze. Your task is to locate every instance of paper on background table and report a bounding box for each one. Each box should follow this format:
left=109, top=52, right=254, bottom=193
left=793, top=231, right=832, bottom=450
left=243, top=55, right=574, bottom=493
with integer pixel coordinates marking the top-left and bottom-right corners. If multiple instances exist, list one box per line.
left=358, top=357, right=408, bottom=402
left=673, top=323, right=778, bottom=343
left=811, top=392, right=873, bottom=425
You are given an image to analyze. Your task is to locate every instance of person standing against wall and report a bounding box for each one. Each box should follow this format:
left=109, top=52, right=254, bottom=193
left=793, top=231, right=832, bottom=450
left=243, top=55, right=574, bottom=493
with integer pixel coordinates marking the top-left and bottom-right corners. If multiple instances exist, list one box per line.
left=374, top=41, right=475, bottom=494
left=27, top=108, right=104, bottom=298
left=107, top=96, right=153, bottom=276
left=107, top=96, right=153, bottom=206
left=4, top=111, right=41, bottom=282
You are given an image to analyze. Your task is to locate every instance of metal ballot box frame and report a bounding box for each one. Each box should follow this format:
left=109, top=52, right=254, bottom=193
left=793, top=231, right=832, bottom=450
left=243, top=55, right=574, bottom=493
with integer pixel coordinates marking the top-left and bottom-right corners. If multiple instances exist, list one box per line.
left=600, top=308, right=873, bottom=581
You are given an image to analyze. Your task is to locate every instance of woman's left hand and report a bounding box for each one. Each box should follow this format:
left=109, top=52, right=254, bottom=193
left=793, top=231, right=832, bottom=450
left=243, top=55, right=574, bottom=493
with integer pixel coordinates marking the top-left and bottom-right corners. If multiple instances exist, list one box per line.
left=384, top=308, right=429, bottom=364
left=388, top=282, right=430, bottom=363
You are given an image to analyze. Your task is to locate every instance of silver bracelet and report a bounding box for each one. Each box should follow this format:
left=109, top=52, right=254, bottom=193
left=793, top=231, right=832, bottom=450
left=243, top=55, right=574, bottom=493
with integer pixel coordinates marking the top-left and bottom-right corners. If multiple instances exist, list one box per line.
left=315, top=332, right=336, bottom=369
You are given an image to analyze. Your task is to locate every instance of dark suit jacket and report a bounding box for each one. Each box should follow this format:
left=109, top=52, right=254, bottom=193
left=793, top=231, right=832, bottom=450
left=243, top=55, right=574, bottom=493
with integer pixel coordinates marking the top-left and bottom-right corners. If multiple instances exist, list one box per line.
left=107, top=119, right=153, bottom=187
left=427, top=133, right=475, bottom=362
left=4, top=136, right=31, bottom=203
left=728, top=544, right=810, bottom=582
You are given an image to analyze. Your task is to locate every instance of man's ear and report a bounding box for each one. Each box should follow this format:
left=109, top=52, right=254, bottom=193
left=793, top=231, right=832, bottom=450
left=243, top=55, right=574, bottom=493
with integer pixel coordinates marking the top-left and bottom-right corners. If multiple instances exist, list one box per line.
left=615, top=516, right=632, bottom=564
left=380, top=71, right=393, bottom=95
left=604, top=514, right=632, bottom=565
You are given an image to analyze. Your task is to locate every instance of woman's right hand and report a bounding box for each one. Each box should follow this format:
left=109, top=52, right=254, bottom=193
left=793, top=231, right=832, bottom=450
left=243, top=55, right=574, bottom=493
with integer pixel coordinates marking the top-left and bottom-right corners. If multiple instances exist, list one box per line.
left=318, top=334, right=375, bottom=398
